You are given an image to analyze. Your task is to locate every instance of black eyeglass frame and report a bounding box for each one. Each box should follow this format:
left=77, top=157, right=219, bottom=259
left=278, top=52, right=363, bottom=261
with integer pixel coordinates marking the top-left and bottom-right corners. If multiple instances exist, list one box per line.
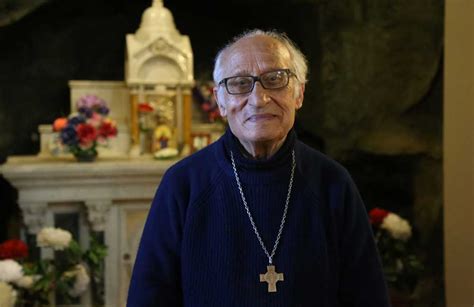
left=217, top=69, right=296, bottom=95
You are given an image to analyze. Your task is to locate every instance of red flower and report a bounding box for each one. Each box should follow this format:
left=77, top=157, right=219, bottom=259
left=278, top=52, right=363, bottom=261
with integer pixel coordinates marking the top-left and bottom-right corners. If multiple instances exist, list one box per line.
left=138, top=103, right=154, bottom=113
left=201, top=103, right=211, bottom=112
left=369, top=208, right=390, bottom=225
left=76, top=123, right=97, bottom=145
left=0, top=239, right=29, bottom=260
left=209, top=109, right=221, bottom=122
left=98, top=120, right=117, bottom=138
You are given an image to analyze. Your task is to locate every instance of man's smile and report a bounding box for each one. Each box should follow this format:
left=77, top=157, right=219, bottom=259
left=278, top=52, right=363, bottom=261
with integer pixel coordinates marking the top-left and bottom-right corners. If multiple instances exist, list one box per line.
left=246, top=113, right=277, bottom=122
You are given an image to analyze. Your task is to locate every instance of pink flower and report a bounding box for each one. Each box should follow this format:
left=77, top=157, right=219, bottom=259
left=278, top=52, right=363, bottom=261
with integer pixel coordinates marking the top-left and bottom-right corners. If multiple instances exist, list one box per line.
left=88, top=112, right=103, bottom=128
left=76, top=94, right=106, bottom=109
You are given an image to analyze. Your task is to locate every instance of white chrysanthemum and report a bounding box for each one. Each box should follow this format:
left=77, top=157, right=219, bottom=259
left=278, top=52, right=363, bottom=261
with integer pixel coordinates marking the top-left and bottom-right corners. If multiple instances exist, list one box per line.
left=14, top=275, right=36, bottom=289
left=381, top=213, right=412, bottom=241
left=0, top=282, right=17, bottom=307
left=37, top=227, right=72, bottom=250
left=65, top=264, right=90, bottom=297
left=0, top=259, right=24, bottom=283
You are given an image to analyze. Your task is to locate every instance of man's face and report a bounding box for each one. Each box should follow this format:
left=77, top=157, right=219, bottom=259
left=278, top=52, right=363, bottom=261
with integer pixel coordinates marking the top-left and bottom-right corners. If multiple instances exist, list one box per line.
left=214, top=35, right=304, bottom=150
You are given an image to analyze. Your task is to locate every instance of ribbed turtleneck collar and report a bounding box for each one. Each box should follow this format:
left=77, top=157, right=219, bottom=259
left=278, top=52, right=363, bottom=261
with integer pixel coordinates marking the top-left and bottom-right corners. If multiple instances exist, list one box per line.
left=218, top=128, right=297, bottom=184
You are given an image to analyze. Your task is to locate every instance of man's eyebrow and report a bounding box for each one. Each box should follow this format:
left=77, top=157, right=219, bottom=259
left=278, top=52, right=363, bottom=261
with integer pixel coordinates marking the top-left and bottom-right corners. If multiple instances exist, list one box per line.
left=227, top=70, right=252, bottom=77
left=227, top=67, right=285, bottom=78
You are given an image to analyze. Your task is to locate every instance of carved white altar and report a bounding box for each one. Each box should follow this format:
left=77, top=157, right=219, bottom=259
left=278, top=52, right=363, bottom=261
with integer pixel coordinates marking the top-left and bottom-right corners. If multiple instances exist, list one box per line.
left=1, top=156, right=174, bottom=306
left=1, top=1, right=223, bottom=305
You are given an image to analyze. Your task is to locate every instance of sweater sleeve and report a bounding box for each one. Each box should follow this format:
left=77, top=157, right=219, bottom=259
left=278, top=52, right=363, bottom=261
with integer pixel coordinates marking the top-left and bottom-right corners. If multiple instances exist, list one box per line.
left=127, top=171, right=184, bottom=307
left=337, top=175, right=391, bottom=307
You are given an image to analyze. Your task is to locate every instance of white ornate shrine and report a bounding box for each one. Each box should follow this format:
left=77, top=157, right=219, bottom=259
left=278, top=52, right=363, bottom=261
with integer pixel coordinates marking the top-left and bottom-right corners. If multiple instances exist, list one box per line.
left=125, top=0, right=193, bottom=86
left=1, top=1, right=223, bottom=306
left=126, top=0, right=196, bottom=155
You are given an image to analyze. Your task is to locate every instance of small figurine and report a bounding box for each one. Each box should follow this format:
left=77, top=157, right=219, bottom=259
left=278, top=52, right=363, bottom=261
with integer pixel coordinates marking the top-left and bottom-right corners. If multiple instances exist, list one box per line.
left=153, top=124, right=172, bottom=151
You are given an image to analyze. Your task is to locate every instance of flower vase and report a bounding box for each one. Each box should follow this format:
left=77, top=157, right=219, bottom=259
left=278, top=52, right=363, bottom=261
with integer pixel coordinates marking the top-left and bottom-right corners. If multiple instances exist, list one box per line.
left=74, top=150, right=97, bottom=162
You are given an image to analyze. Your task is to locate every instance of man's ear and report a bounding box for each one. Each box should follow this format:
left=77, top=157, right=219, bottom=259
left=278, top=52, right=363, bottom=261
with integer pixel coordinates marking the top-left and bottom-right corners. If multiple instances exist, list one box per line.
left=214, top=87, right=227, bottom=116
left=295, top=83, right=305, bottom=109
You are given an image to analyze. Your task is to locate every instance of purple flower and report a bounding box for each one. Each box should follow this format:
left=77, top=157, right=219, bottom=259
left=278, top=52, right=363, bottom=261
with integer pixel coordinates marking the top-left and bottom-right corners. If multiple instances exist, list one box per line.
left=76, top=95, right=106, bottom=110
left=97, top=106, right=109, bottom=115
left=68, top=115, right=86, bottom=126
left=78, top=107, right=93, bottom=118
left=60, top=125, right=78, bottom=146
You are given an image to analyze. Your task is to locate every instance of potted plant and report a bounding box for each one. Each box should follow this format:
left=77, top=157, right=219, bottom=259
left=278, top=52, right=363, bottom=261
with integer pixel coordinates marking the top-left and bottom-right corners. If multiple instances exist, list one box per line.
left=369, top=208, right=423, bottom=306
left=0, top=227, right=107, bottom=306
left=53, top=94, right=117, bottom=162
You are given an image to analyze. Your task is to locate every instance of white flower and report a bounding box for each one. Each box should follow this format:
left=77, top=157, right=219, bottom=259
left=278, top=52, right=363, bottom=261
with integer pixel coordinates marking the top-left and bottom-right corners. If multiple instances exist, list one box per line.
left=37, top=227, right=72, bottom=250
left=0, top=259, right=24, bottom=283
left=0, top=282, right=17, bottom=307
left=381, top=213, right=412, bottom=241
left=64, top=264, right=90, bottom=297
left=14, top=275, right=37, bottom=289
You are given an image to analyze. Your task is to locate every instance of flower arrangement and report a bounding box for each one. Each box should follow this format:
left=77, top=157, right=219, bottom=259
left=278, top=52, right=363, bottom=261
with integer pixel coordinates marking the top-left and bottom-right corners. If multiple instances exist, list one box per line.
left=369, top=208, right=423, bottom=294
left=53, top=94, right=117, bottom=161
left=0, top=227, right=107, bottom=306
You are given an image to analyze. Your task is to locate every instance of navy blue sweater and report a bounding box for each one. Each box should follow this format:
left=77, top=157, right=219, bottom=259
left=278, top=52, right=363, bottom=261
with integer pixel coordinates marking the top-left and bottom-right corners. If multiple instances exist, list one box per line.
left=127, top=129, right=390, bottom=306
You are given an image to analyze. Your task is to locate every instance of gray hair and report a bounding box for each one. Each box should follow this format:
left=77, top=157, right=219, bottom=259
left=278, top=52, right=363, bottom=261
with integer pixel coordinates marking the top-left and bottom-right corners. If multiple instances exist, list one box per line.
left=212, top=29, right=308, bottom=85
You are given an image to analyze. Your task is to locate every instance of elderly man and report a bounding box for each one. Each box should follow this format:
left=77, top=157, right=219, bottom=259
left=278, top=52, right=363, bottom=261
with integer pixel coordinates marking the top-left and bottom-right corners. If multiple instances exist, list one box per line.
left=127, top=29, right=390, bottom=306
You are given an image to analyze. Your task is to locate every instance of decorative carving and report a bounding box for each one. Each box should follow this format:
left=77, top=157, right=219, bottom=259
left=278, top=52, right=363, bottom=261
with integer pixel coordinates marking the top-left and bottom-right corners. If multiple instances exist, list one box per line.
left=150, top=38, right=184, bottom=57
left=125, top=0, right=194, bottom=85
left=150, top=38, right=169, bottom=54
left=85, top=200, right=112, bottom=232
left=19, top=202, right=48, bottom=234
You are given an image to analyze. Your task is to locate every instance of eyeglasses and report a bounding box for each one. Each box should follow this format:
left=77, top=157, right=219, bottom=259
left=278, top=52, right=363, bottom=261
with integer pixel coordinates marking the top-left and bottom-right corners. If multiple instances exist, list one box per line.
left=218, top=69, right=296, bottom=95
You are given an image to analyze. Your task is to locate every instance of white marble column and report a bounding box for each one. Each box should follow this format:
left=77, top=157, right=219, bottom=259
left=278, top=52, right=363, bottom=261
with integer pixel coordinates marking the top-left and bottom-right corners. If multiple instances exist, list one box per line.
left=85, top=199, right=112, bottom=306
left=176, top=85, right=184, bottom=147
left=18, top=202, right=48, bottom=234
left=85, top=200, right=112, bottom=232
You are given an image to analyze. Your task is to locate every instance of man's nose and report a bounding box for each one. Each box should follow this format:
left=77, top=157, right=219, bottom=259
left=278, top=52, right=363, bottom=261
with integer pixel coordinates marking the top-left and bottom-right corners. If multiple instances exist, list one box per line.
left=248, top=82, right=271, bottom=107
